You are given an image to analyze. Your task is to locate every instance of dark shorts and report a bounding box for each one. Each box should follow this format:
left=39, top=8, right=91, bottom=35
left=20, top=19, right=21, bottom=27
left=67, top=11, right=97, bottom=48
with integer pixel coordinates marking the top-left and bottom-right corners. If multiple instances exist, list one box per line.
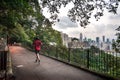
left=35, top=50, right=40, bottom=54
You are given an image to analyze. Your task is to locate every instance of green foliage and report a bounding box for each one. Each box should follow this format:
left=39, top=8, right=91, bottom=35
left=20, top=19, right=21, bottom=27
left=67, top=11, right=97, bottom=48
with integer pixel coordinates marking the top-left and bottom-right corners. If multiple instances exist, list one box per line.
left=0, top=0, right=32, bottom=28
left=42, top=44, right=69, bottom=61
left=40, top=0, right=119, bottom=27
left=72, top=38, right=79, bottom=41
left=0, top=27, right=6, bottom=38
left=41, top=44, right=120, bottom=78
left=10, top=24, right=29, bottom=42
left=71, top=49, right=120, bottom=77
left=32, top=19, right=62, bottom=45
left=0, top=0, right=63, bottom=47
left=0, top=0, right=45, bottom=32
left=112, top=26, right=120, bottom=53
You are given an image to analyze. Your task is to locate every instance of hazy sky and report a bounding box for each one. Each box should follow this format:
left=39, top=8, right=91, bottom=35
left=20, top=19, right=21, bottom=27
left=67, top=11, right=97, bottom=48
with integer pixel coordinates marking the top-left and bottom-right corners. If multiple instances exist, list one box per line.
left=42, top=2, right=120, bottom=41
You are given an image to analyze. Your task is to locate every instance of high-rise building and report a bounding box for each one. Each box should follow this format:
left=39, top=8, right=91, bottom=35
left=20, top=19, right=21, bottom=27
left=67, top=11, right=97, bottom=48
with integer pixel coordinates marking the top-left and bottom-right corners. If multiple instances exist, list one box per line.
left=107, top=38, right=110, bottom=43
left=61, top=32, right=71, bottom=47
left=96, top=37, right=99, bottom=43
left=79, top=33, right=83, bottom=42
left=102, top=36, right=105, bottom=42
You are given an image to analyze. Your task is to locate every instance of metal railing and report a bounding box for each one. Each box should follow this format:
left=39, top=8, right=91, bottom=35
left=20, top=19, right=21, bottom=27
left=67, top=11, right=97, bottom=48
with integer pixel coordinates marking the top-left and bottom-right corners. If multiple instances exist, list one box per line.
left=41, top=44, right=120, bottom=79
left=0, top=39, right=14, bottom=80
left=0, top=51, right=7, bottom=79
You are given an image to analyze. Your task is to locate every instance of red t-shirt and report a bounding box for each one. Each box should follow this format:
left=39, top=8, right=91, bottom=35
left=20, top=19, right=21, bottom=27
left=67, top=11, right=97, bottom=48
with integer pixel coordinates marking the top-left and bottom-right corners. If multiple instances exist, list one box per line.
left=33, top=40, right=42, bottom=51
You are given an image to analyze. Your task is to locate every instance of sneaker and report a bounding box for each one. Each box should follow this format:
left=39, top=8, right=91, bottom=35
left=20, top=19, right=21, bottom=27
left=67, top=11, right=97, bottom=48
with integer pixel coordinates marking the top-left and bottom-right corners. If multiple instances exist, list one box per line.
left=38, top=60, right=40, bottom=63
left=35, top=59, right=37, bottom=63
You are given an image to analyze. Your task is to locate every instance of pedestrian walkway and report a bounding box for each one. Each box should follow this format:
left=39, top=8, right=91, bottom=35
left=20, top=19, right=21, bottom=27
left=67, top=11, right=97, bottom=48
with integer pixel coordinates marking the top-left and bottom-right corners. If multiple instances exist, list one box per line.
left=10, top=46, right=107, bottom=80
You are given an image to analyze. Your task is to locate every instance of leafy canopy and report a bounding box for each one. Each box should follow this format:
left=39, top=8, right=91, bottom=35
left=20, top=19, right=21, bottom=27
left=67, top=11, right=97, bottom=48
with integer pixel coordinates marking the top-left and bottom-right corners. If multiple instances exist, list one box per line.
left=0, top=0, right=43, bottom=29
left=40, top=0, right=119, bottom=27
left=113, top=26, right=120, bottom=53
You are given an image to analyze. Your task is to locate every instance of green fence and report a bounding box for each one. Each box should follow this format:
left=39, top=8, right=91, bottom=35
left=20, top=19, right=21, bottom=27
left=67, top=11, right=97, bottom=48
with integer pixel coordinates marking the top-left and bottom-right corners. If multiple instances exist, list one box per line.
left=41, top=44, right=120, bottom=79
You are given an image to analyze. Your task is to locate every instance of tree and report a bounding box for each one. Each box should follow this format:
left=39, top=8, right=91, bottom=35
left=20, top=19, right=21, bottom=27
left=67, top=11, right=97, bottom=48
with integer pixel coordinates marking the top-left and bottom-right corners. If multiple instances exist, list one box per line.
left=0, top=0, right=46, bottom=44
left=40, top=0, right=119, bottom=27
left=72, top=38, right=79, bottom=41
left=113, top=26, right=120, bottom=53
left=33, top=18, right=62, bottom=45
left=0, top=0, right=45, bottom=31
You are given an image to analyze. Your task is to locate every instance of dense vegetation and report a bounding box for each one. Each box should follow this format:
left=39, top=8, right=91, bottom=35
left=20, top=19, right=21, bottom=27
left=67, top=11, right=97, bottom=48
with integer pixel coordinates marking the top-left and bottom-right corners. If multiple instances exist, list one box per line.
left=0, top=0, right=62, bottom=46
left=113, top=26, right=120, bottom=53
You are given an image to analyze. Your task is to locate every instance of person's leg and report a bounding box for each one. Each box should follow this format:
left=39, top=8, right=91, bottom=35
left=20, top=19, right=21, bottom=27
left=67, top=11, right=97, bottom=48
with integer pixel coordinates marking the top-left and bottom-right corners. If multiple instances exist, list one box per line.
left=36, top=53, right=40, bottom=61
left=35, top=50, right=40, bottom=62
left=35, top=50, right=38, bottom=62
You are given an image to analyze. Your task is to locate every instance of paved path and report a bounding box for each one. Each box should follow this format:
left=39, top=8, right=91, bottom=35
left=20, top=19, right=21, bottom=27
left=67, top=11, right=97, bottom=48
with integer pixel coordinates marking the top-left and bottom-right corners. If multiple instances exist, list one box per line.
left=10, top=46, right=106, bottom=80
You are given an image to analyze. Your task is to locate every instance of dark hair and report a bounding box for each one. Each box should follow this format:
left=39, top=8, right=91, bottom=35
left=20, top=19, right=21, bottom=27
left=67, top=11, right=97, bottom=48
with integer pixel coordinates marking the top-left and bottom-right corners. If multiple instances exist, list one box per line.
left=35, top=37, right=39, bottom=40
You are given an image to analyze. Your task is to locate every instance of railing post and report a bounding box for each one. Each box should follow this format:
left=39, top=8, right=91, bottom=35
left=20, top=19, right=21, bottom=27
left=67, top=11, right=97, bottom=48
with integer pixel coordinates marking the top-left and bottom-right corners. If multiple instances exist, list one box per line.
left=87, top=49, right=90, bottom=69
left=55, top=47, right=58, bottom=58
left=68, top=48, right=71, bottom=62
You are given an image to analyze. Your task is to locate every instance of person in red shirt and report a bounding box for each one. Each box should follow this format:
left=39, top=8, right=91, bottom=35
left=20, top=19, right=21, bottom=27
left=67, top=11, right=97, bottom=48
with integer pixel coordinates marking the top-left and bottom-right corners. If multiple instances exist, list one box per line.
left=33, top=37, right=42, bottom=63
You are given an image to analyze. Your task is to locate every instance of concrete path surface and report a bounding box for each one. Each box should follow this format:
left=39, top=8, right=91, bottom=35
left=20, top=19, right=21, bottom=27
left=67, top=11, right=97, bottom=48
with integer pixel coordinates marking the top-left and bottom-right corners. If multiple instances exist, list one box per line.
left=10, top=46, right=107, bottom=80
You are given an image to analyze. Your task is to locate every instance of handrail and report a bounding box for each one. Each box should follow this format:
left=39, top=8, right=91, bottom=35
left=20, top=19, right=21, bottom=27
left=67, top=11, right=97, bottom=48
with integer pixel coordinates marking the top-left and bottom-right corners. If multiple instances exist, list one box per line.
left=0, top=46, right=14, bottom=80
left=41, top=44, right=120, bottom=80
left=0, top=51, right=7, bottom=79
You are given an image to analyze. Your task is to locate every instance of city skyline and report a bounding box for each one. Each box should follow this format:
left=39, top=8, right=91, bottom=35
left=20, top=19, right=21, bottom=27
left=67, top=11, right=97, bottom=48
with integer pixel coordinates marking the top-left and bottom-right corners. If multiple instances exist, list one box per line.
left=70, top=32, right=113, bottom=43
left=61, top=32, right=113, bottom=52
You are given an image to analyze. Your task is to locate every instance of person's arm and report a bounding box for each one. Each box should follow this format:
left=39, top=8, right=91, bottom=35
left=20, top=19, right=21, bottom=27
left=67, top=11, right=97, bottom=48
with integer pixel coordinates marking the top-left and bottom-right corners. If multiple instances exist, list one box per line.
left=40, top=41, right=42, bottom=45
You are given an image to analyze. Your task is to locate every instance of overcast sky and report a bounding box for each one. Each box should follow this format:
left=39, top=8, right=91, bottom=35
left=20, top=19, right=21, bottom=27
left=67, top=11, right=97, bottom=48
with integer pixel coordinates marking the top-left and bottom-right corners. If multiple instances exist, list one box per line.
left=42, top=2, right=120, bottom=41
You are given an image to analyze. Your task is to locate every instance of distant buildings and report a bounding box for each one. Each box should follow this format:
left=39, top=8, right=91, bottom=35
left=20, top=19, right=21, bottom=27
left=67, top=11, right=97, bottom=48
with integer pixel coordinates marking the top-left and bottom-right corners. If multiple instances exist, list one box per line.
left=96, top=37, right=100, bottom=43
left=60, top=32, right=114, bottom=53
left=79, top=33, right=83, bottom=42
left=60, top=32, right=71, bottom=47
left=60, top=32, right=90, bottom=49
left=68, top=41, right=90, bottom=49
left=88, top=36, right=112, bottom=52
left=102, top=36, right=105, bottom=42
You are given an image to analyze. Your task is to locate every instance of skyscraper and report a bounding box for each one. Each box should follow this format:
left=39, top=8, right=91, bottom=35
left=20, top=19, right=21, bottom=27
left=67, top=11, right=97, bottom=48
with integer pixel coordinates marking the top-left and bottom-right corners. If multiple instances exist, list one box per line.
left=107, top=38, right=110, bottom=43
left=102, top=36, right=105, bottom=42
left=96, top=37, right=99, bottom=43
left=79, top=33, right=83, bottom=42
